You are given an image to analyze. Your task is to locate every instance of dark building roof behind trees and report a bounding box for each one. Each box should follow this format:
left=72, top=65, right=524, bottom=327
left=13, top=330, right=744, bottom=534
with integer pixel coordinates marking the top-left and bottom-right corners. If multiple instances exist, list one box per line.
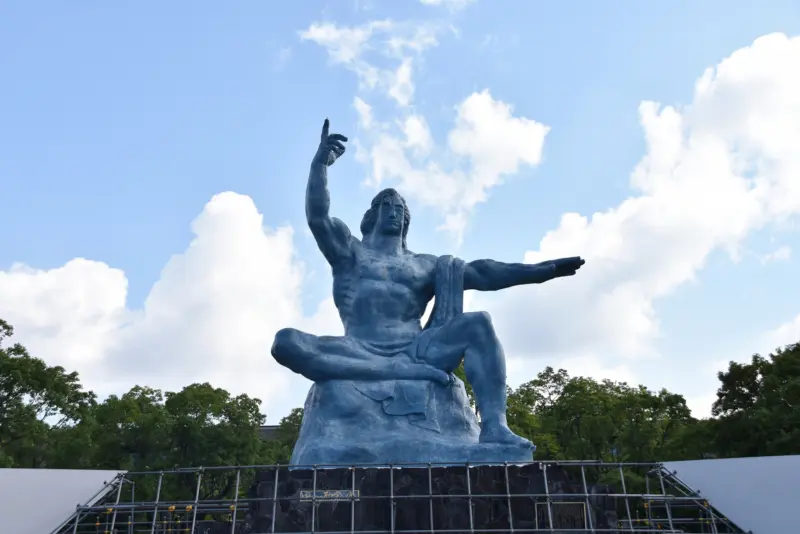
left=258, top=425, right=280, bottom=441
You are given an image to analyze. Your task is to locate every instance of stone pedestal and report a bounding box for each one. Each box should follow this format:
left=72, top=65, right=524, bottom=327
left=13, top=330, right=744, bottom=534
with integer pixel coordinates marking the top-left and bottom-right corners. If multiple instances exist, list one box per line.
left=291, top=377, right=533, bottom=466
left=245, top=464, right=619, bottom=533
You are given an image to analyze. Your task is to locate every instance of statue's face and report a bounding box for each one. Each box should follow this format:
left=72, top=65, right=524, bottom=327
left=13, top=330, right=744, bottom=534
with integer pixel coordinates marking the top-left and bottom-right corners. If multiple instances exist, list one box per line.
left=376, top=195, right=405, bottom=236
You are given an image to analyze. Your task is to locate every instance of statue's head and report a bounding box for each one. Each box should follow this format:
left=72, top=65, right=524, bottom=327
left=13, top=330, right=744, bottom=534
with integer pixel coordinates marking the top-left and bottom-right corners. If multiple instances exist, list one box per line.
left=360, top=188, right=411, bottom=249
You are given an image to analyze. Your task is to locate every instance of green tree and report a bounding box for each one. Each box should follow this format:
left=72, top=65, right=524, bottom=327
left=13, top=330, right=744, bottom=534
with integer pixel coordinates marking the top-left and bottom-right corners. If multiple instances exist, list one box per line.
left=505, top=367, right=569, bottom=459
left=164, top=383, right=266, bottom=469
left=505, top=367, right=696, bottom=463
left=84, top=385, right=171, bottom=470
left=78, top=382, right=269, bottom=502
left=262, top=408, right=304, bottom=464
left=712, top=342, right=800, bottom=457
left=0, top=319, right=95, bottom=467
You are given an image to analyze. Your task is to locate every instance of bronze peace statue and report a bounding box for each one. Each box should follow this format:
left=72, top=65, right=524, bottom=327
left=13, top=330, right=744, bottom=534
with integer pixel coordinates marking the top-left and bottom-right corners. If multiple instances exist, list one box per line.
left=271, top=119, right=585, bottom=465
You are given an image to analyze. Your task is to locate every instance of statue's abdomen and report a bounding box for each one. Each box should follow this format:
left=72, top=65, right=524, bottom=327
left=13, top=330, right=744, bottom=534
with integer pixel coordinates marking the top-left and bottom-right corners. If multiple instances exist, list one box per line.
left=333, top=272, right=424, bottom=338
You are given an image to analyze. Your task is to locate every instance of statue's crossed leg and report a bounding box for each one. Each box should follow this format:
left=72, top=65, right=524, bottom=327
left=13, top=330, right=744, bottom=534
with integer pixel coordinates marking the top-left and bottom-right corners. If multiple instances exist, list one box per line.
left=271, top=311, right=531, bottom=447
left=271, top=327, right=450, bottom=384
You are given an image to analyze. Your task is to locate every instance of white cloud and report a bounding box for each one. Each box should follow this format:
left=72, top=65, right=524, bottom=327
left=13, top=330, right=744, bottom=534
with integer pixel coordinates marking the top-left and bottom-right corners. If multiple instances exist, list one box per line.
left=420, top=0, right=476, bottom=10
left=300, top=21, right=390, bottom=65
left=361, top=90, right=549, bottom=239
left=0, top=260, right=128, bottom=369
left=401, top=114, right=434, bottom=156
left=479, top=33, right=800, bottom=389
left=388, top=58, right=415, bottom=106
left=5, top=22, right=800, bottom=431
left=304, top=24, right=800, bottom=407
left=304, top=19, right=549, bottom=240
left=300, top=20, right=439, bottom=106
left=354, top=96, right=374, bottom=129
left=760, top=245, right=791, bottom=264
left=684, top=393, right=717, bottom=419
left=766, top=313, right=800, bottom=350
left=0, top=193, right=340, bottom=422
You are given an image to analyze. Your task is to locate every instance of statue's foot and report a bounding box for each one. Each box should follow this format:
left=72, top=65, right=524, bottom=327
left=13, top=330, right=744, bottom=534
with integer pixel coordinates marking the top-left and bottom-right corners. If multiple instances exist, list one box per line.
left=479, top=420, right=533, bottom=448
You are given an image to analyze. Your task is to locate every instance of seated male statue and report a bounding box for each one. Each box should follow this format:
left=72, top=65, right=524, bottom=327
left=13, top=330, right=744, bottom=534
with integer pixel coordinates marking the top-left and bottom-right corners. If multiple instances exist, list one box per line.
left=271, top=119, right=585, bottom=452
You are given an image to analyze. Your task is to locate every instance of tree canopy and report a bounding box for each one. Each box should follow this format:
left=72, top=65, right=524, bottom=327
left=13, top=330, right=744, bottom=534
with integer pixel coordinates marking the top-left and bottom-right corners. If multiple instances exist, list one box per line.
left=2, top=317, right=798, bottom=474
left=710, top=343, right=800, bottom=458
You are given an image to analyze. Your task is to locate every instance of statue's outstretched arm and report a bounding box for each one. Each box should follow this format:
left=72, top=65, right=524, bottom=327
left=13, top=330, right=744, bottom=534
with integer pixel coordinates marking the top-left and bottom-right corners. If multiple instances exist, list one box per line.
left=464, top=257, right=585, bottom=291
left=306, top=119, right=353, bottom=268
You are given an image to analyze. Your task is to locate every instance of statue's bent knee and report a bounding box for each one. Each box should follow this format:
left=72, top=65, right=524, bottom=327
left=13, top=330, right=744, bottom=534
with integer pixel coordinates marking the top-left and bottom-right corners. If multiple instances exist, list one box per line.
left=462, top=311, right=496, bottom=338
left=271, top=327, right=300, bottom=365
left=464, top=310, right=493, bottom=326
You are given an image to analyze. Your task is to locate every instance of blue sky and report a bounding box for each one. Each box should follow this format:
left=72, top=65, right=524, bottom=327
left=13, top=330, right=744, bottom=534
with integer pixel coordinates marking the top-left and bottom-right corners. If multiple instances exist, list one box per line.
left=2, top=0, right=800, bottom=421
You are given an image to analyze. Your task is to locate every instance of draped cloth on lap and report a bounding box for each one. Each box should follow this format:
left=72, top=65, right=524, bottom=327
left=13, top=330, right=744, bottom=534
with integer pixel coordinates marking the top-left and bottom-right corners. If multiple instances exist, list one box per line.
left=352, top=255, right=466, bottom=433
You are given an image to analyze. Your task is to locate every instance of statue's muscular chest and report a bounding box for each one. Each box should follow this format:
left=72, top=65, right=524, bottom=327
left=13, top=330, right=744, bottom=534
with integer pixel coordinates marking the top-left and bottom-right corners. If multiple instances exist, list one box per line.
left=354, top=249, right=432, bottom=291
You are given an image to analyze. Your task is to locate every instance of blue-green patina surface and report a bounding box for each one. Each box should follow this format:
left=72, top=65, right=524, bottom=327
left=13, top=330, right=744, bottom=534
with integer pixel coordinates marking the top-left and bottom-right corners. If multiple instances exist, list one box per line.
left=271, top=120, right=585, bottom=465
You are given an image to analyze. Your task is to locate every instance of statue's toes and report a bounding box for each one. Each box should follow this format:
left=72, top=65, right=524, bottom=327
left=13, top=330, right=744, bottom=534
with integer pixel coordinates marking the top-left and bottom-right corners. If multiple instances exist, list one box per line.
left=479, top=425, right=533, bottom=448
left=501, top=433, right=533, bottom=448
left=510, top=434, right=534, bottom=449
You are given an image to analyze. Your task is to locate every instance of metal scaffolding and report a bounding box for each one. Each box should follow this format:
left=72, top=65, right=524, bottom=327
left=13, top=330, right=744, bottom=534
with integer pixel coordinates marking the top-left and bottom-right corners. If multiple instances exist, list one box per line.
left=51, top=460, right=748, bottom=534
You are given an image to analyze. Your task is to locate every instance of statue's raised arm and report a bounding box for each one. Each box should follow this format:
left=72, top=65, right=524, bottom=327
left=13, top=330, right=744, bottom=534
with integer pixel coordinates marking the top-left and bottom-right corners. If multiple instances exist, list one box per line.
left=306, top=119, right=354, bottom=268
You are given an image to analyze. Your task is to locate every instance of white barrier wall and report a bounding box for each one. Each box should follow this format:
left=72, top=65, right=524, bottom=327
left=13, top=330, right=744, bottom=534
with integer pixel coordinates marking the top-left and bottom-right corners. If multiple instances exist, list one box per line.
left=0, top=468, right=122, bottom=534
left=664, top=455, right=800, bottom=534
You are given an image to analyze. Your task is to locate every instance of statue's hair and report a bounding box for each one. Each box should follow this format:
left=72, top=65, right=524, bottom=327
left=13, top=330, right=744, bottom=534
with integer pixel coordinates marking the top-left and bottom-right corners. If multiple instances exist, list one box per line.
left=360, top=188, right=411, bottom=249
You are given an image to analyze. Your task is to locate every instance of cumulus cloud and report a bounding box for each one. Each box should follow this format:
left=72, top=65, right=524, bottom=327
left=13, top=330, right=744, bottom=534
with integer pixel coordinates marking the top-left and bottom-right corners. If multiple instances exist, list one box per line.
left=361, top=91, right=549, bottom=238
left=308, top=27, right=800, bottom=392
left=0, top=193, right=340, bottom=421
left=420, top=0, right=476, bottom=10
left=300, top=20, right=439, bottom=106
left=304, top=20, right=549, bottom=241
left=0, top=260, right=128, bottom=369
left=478, top=33, right=800, bottom=384
left=5, top=25, right=800, bottom=427
left=760, top=245, right=791, bottom=264
left=766, top=313, right=800, bottom=350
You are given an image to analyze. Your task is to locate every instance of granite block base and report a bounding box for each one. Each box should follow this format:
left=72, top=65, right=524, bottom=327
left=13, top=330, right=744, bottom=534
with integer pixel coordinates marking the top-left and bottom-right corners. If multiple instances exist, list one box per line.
left=291, top=378, right=534, bottom=466
left=245, top=464, right=619, bottom=533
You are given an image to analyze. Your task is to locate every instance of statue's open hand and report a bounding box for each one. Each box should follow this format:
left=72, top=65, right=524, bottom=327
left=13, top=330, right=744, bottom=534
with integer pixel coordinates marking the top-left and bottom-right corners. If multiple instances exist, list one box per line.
left=314, top=118, right=348, bottom=167
left=544, top=256, right=585, bottom=279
